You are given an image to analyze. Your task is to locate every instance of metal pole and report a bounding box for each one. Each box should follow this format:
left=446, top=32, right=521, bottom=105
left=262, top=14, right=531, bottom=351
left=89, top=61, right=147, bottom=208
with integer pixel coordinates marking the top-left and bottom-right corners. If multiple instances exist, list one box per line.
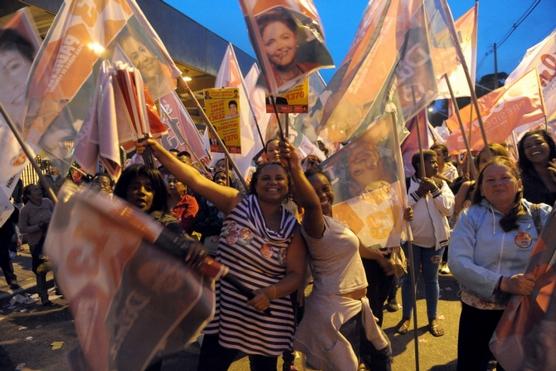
left=0, top=103, right=57, bottom=203
left=389, top=109, right=420, bottom=371
left=444, top=75, right=477, bottom=179
left=440, top=0, right=489, bottom=149
left=177, top=77, right=248, bottom=192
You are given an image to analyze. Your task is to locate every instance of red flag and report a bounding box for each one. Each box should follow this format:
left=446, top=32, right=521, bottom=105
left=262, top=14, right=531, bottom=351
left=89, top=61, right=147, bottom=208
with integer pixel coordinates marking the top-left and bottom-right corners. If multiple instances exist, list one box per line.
left=44, top=183, right=215, bottom=371
left=239, top=0, right=334, bottom=94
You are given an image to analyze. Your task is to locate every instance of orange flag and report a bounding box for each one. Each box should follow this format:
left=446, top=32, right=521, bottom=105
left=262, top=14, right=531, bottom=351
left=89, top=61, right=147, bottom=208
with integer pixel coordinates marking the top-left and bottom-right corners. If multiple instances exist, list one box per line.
left=446, top=69, right=546, bottom=151
left=22, top=0, right=180, bottom=174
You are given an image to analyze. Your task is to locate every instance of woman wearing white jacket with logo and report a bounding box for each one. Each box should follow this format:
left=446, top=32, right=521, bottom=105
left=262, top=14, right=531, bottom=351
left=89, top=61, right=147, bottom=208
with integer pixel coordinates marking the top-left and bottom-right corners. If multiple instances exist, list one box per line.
left=449, top=157, right=551, bottom=371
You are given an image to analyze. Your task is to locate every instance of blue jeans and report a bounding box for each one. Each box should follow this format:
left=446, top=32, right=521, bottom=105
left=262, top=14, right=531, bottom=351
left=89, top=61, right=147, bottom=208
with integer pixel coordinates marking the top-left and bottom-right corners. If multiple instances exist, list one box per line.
left=401, top=244, right=444, bottom=322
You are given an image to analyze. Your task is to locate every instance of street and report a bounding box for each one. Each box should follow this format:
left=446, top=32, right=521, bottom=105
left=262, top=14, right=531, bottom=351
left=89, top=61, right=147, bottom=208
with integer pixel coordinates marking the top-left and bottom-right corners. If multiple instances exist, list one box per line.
left=1, top=264, right=461, bottom=371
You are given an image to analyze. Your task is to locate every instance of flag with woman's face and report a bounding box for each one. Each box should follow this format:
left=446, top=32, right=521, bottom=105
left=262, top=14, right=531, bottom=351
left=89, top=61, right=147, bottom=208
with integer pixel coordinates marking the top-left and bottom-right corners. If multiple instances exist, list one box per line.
left=22, top=0, right=180, bottom=175
left=239, top=0, right=334, bottom=94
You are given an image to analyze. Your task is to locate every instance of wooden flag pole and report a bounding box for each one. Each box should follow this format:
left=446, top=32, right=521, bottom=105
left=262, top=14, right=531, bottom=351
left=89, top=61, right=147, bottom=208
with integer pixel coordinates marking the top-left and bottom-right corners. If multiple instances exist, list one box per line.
left=440, top=0, right=489, bottom=149
left=389, top=108, right=420, bottom=371
left=178, top=77, right=248, bottom=192
left=444, top=74, right=477, bottom=179
left=0, top=103, right=58, bottom=203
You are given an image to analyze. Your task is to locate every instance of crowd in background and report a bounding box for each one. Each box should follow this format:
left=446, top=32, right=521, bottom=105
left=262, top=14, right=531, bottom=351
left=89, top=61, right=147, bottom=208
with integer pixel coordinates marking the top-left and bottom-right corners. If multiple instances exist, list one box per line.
left=1, top=127, right=555, bottom=371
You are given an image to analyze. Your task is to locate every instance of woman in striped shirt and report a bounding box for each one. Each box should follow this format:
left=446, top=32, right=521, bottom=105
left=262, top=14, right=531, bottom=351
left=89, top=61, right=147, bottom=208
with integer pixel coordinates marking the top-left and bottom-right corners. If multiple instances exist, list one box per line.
left=141, top=138, right=306, bottom=371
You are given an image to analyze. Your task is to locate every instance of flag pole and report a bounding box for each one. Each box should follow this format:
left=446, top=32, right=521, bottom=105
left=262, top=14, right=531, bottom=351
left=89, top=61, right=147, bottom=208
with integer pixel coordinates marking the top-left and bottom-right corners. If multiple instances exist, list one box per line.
left=0, top=103, right=57, bottom=203
left=440, top=0, right=489, bottom=149
left=389, top=108, right=420, bottom=371
left=444, top=74, right=477, bottom=179
left=177, top=77, right=248, bottom=192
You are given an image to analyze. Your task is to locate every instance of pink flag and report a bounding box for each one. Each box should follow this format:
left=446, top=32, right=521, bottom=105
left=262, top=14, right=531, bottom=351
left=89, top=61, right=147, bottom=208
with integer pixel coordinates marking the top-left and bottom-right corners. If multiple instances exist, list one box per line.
left=446, top=69, right=546, bottom=151
left=401, top=110, right=432, bottom=177
left=239, top=0, right=334, bottom=94
left=45, top=183, right=215, bottom=371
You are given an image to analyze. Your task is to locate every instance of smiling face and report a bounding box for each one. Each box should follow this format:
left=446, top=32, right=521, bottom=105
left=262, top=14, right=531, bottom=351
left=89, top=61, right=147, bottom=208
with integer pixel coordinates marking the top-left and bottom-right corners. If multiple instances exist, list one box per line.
left=0, top=48, right=32, bottom=122
left=308, top=173, right=334, bottom=217
left=523, top=134, right=550, bottom=165
left=261, top=20, right=297, bottom=68
left=254, top=164, right=289, bottom=203
left=120, top=36, right=161, bottom=89
left=126, top=175, right=154, bottom=212
left=480, top=163, right=521, bottom=212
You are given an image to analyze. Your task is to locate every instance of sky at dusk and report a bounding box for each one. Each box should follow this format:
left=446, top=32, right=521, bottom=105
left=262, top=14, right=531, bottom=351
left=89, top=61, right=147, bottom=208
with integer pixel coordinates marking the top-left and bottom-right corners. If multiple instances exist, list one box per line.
left=166, top=0, right=556, bottom=82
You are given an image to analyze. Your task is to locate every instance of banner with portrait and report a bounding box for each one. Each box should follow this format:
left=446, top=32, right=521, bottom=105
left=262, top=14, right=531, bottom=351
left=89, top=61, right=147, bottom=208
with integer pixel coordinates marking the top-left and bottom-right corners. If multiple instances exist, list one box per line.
left=321, top=113, right=405, bottom=248
left=239, top=0, right=333, bottom=94
left=205, top=88, right=242, bottom=154
left=22, top=0, right=180, bottom=175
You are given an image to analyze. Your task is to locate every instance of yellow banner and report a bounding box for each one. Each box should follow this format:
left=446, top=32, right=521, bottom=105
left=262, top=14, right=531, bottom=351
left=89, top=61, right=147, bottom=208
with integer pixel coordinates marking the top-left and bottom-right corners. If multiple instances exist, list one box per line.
left=205, top=88, right=242, bottom=154
left=266, top=78, right=309, bottom=113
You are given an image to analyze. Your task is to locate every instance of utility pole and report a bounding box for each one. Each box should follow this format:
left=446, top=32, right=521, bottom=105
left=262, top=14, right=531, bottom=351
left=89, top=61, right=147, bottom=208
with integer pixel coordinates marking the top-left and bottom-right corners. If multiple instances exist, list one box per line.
left=493, top=42, right=498, bottom=89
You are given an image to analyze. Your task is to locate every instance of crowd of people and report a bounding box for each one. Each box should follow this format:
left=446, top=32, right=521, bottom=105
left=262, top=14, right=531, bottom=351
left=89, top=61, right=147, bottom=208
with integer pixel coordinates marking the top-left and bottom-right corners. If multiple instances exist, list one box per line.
left=1, top=127, right=555, bottom=371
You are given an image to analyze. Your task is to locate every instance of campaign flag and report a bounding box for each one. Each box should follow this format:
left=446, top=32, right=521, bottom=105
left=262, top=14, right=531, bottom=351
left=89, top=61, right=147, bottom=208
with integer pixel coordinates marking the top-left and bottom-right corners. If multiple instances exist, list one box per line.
left=436, top=4, right=478, bottom=98
left=446, top=69, right=545, bottom=152
left=401, top=110, right=432, bottom=177
left=315, top=0, right=458, bottom=146
left=292, top=71, right=327, bottom=142
left=159, top=91, right=211, bottom=167
left=490, top=209, right=556, bottom=371
left=0, top=9, right=42, bottom=201
left=321, top=113, right=405, bottom=248
left=44, top=183, right=215, bottom=371
left=214, top=44, right=262, bottom=178
left=22, top=0, right=180, bottom=175
left=245, top=63, right=271, bottom=143
left=239, top=0, right=334, bottom=94
left=507, top=29, right=556, bottom=122
left=74, top=60, right=167, bottom=179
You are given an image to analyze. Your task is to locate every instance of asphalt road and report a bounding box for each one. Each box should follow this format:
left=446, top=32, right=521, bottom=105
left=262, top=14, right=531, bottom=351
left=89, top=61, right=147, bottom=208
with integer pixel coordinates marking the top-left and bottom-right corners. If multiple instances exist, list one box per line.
left=0, top=275, right=461, bottom=371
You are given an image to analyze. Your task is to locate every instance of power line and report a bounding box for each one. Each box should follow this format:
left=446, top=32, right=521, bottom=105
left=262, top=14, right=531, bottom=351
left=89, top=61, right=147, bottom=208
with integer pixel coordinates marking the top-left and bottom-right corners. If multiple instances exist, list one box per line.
left=481, top=0, right=542, bottom=59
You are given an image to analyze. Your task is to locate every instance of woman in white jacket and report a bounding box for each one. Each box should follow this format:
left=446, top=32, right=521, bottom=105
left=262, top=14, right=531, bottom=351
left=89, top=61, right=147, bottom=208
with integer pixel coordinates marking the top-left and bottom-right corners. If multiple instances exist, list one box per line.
left=449, top=157, right=551, bottom=371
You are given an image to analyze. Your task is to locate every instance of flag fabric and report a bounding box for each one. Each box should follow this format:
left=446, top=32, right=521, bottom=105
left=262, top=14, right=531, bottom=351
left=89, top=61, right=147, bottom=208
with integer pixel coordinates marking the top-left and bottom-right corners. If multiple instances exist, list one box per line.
left=245, top=63, right=271, bottom=143
left=321, top=112, right=405, bottom=248
left=44, top=182, right=215, bottom=371
left=490, top=209, right=556, bottom=371
left=74, top=60, right=167, bottom=179
left=214, top=44, right=263, bottom=178
left=239, top=0, right=334, bottom=94
left=435, top=4, right=478, bottom=99
left=22, top=0, right=180, bottom=175
left=292, top=71, right=327, bottom=142
left=401, top=110, right=432, bottom=177
left=315, top=0, right=458, bottom=147
left=446, top=69, right=545, bottom=152
left=506, top=29, right=556, bottom=122
left=159, top=91, right=211, bottom=167
left=0, top=9, right=43, bottom=204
